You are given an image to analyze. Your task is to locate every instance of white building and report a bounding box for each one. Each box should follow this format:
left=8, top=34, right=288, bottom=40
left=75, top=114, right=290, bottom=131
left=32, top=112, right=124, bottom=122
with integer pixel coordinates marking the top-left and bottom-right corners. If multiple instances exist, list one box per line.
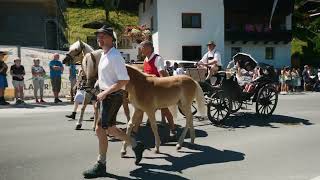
left=139, top=0, right=293, bottom=68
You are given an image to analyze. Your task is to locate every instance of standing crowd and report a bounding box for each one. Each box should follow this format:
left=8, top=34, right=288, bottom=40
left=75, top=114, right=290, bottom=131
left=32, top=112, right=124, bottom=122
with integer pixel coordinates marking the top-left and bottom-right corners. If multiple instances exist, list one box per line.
left=277, top=65, right=320, bottom=94
left=0, top=51, right=78, bottom=105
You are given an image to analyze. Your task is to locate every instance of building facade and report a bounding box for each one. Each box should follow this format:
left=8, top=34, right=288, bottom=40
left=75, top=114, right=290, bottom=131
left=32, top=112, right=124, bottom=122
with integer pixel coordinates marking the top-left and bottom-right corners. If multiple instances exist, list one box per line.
left=0, top=0, right=68, bottom=50
left=139, top=0, right=293, bottom=68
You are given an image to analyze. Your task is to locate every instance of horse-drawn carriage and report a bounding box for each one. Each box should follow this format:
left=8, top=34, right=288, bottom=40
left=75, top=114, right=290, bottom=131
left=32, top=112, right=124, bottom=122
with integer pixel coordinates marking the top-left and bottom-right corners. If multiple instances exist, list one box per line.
left=185, top=53, right=279, bottom=124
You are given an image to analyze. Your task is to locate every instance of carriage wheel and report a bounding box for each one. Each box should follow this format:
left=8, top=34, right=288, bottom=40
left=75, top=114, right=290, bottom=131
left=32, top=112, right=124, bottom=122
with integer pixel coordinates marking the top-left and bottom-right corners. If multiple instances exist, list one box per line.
left=255, top=85, right=278, bottom=116
left=178, top=101, right=198, bottom=116
left=230, top=101, right=242, bottom=113
left=207, top=91, right=231, bottom=124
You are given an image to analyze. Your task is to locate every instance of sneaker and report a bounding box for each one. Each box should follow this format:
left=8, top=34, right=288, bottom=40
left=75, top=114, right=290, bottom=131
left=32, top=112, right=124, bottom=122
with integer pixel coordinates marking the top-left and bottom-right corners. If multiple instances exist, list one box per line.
left=66, top=112, right=76, bottom=119
left=0, top=101, right=10, bottom=105
left=15, top=99, right=22, bottom=105
left=170, top=129, right=177, bottom=137
left=54, top=98, right=62, bottom=103
left=40, top=99, right=46, bottom=103
left=36, top=99, right=40, bottom=104
left=75, top=124, right=82, bottom=130
left=82, top=162, right=107, bottom=178
left=132, top=141, right=145, bottom=165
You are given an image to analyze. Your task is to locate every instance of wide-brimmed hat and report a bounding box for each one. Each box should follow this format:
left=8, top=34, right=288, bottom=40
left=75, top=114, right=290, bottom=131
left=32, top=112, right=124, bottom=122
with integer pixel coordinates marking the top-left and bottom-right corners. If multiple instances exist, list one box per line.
left=206, top=41, right=216, bottom=46
left=95, top=25, right=115, bottom=39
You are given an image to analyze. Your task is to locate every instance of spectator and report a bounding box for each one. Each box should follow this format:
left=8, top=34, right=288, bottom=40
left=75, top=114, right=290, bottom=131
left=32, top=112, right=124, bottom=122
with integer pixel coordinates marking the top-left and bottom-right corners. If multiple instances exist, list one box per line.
left=165, top=61, right=173, bottom=76
left=69, top=63, right=77, bottom=102
left=49, top=53, right=64, bottom=103
left=291, top=68, right=299, bottom=92
left=0, top=51, right=9, bottom=105
left=31, top=58, right=46, bottom=103
left=10, top=57, right=25, bottom=104
left=173, top=63, right=185, bottom=75
left=283, top=67, right=291, bottom=93
left=302, top=65, right=311, bottom=91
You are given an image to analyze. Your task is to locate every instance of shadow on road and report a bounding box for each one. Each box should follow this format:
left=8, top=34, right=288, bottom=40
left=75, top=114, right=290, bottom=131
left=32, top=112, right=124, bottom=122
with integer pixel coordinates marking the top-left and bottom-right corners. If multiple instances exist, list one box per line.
left=129, top=143, right=245, bottom=179
left=0, top=101, right=73, bottom=109
left=221, top=113, right=313, bottom=129
left=132, top=124, right=208, bottom=149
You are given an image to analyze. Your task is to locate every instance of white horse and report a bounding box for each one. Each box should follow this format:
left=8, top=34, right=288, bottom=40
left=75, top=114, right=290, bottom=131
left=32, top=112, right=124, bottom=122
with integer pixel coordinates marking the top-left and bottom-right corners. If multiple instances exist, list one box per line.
left=63, top=40, right=131, bottom=130
left=63, top=40, right=97, bottom=130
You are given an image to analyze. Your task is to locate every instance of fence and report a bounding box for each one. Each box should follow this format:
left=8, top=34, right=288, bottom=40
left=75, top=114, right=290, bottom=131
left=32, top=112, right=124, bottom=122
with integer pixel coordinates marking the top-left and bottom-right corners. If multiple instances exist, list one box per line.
left=0, top=45, right=73, bottom=99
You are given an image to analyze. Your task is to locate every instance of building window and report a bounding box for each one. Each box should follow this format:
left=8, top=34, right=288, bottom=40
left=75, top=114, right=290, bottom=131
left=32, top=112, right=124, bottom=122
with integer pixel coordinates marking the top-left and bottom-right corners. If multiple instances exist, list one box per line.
left=231, top=47, right=241, bottom=57
left=265, top=47, right=274, bottom=60
left=182, top=46, right=202, bottom=61
left=182, top=13, right=201, bottom=28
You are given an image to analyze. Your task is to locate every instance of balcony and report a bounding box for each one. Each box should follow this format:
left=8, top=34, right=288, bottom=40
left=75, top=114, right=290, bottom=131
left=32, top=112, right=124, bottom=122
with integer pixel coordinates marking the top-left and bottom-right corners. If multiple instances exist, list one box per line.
left=225, top=30, right=292, bottom=44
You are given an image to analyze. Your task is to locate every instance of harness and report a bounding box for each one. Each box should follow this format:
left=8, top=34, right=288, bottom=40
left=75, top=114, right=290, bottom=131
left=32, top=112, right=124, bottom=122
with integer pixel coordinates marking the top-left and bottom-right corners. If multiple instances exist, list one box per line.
left=65, top=42, right=86, bottom=64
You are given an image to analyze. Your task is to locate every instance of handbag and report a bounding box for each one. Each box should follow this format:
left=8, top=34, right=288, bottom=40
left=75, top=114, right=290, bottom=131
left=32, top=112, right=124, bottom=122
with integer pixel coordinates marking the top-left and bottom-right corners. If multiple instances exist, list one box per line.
left=74, top=90, right=85, bottom=104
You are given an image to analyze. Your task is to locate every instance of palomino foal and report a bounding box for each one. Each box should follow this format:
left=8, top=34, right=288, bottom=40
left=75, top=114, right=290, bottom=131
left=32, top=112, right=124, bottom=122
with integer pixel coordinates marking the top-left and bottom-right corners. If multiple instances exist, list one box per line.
left=121, top=65, right=207, bottom=155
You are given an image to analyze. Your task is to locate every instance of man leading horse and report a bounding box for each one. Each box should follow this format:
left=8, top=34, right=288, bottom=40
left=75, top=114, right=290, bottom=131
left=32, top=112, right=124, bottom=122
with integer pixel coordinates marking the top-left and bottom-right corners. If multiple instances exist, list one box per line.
left=82, top=25, right=145, bottom=179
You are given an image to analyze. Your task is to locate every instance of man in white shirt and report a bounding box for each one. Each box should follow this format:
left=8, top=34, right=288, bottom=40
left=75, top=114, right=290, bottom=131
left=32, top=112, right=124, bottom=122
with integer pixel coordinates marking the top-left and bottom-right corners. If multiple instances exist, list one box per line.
left=197, top=41, right=222, bottom=82
left=82, top=25, right=145, bottom=179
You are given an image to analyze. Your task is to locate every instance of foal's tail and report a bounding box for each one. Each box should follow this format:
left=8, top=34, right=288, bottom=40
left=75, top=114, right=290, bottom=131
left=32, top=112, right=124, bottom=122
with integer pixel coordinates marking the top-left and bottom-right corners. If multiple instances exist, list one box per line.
left=194, top=81, right=207, bottom=117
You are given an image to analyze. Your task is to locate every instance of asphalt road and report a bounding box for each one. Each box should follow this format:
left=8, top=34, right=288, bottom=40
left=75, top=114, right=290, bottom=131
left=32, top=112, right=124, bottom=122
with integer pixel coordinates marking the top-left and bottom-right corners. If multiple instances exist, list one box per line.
left=0, top=92, right=320, bottom=180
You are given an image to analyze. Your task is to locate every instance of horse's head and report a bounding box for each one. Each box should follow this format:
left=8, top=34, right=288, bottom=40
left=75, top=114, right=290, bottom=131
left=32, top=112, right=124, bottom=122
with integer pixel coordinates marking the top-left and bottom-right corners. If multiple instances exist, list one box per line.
left=63, top=40, right=92, bottom=65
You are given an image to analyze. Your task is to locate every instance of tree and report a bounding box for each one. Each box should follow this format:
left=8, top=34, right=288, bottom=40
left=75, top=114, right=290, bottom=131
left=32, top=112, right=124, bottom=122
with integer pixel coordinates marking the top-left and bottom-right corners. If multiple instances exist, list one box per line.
left=103, top=0, right=120, bottom=22
left=293, top=0, right=320, bottom=55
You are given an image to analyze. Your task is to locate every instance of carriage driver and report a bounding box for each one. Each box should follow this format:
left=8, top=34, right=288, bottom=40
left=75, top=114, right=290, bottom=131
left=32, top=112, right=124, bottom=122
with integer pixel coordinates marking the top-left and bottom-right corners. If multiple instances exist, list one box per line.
left=140, top=40, right=177, bottom=136
left=82, top=25, right=145, bottom=179
left=197, top=41, right=222, bottom=83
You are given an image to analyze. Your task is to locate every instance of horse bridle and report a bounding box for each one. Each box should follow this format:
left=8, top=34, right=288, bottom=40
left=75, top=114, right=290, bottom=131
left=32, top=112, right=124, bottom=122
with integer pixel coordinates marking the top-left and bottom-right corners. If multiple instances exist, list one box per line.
left=66, top=42, right=86, bottom=63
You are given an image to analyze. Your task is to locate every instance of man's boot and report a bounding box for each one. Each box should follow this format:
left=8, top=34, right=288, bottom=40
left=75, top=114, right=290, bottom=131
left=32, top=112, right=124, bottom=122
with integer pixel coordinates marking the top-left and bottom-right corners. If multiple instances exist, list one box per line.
left=66, top=112, right=76, bottom=119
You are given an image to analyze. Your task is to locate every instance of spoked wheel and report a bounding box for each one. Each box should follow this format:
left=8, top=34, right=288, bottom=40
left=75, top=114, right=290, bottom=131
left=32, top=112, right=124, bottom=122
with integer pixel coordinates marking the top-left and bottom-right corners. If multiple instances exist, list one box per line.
left=255, top=85, right=278, bottom=116
left=230, top=100, right=242, bottom=113
left=178, top=101, right=198, bottom=116
left=207, top=91, right=231, bottom=124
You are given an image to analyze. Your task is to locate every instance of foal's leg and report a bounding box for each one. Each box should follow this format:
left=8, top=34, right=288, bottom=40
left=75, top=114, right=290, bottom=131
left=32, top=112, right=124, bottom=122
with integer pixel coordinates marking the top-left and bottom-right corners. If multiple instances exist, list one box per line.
left=176, top=103, right=193, bottom=150
left=146, top=111, right=161, bottom=153
left=121, top=109, right=143, bottom=157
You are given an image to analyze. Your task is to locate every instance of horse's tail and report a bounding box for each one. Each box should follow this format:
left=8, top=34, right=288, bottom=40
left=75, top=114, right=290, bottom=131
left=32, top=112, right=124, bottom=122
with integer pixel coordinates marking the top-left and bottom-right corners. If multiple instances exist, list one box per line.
left=194, top=81, right=207, bottom=117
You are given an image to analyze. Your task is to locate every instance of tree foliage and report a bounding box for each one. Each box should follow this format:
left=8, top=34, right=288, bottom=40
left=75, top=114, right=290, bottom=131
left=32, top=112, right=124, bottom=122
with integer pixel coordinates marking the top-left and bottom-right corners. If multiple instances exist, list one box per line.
left=293, top=0, right=320, bottom=57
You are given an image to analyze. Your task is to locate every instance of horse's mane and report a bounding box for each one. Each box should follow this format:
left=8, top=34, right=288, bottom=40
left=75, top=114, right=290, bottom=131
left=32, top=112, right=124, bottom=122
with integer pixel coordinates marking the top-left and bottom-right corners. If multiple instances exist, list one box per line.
left=126, top=65, right=154, bottom=79
left=69, top=40, right=94, bottom=53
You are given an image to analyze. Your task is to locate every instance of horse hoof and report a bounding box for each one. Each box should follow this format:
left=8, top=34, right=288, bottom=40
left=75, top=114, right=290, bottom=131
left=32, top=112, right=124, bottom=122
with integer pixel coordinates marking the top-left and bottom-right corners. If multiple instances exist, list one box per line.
left=120, top=151, right=126, bottom=158
left=75, top=124, right=82, bottom=130
left=176, top=144, right=182, bottom=150
left=154, top=149, right=160, bottom=154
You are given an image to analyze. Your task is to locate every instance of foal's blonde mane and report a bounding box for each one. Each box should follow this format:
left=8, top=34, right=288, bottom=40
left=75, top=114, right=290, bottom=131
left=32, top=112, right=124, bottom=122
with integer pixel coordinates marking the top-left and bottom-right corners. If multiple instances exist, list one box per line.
left=126, top=65, right=153, bottom=78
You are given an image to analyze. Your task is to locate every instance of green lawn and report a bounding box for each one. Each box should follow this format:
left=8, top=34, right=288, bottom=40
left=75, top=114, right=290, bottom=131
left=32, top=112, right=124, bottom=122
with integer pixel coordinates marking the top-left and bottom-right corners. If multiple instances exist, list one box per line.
left=66, top=7, right=138, bottom=44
